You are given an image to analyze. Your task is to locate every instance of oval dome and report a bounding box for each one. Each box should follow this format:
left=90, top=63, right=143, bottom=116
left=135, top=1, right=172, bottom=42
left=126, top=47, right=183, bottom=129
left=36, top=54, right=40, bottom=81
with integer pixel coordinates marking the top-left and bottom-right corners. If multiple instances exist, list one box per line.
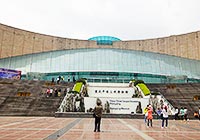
left=88, top=36, right=121, bottom=45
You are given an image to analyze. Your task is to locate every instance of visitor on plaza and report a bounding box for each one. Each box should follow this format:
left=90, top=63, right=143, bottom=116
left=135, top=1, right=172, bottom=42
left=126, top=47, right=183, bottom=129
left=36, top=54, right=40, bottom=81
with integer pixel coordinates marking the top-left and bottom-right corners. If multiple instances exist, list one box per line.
left=174, top=107, right=179, bottom=120
left=184, top=107, right=188, bottom=121
left=147, top=105, right=153, bottom=128
left=93, top=99, right=103, bottom=132
left=156, top=107, right=162, bottom=119
left=180, top=107, right=185, bottom=120
left=161, top=105, right=169, bottom=128
left=143, top=105, right=149, bottom=124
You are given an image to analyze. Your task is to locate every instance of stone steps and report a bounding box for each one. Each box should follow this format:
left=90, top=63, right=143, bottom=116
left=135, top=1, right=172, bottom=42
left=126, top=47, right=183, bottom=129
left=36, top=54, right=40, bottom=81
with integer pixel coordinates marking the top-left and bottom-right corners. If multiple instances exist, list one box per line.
left=0, top=78, right=74, bottom=116
left=147, top=83, right=200, bottom=118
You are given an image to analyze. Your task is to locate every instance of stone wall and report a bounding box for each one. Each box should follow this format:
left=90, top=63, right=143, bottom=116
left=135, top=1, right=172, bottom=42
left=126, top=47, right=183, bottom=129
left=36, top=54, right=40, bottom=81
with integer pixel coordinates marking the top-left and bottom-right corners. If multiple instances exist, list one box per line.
left=113, top=32, right=200, bottom=60
left=0, top=23, right=200, bottom=60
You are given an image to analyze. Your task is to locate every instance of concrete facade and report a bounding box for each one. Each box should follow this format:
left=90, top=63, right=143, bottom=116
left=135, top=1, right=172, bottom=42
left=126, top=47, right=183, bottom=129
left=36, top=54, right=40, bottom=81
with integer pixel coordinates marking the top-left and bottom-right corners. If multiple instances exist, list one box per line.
left=0, top=23, right=200, bottom=60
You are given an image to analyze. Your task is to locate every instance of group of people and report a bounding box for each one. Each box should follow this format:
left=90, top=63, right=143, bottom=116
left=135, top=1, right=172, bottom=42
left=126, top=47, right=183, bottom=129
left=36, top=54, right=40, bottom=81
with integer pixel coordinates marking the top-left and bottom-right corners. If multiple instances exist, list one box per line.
left=92, top=100, right=200, bottom=132
left=93, top=101, right=170, bottom=132
left=51, top=75, right=76, bottom=84
left=174, top=107, right=188, bottom=121
left=45, top=87, right=66, bottom=97
left=144, top=104, right=169, bottom=128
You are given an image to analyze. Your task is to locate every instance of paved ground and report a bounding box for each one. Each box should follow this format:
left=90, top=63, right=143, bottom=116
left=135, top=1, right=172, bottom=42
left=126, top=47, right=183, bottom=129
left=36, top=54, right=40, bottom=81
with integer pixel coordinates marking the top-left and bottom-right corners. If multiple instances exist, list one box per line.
left=0, top=117, right=199, bottom=140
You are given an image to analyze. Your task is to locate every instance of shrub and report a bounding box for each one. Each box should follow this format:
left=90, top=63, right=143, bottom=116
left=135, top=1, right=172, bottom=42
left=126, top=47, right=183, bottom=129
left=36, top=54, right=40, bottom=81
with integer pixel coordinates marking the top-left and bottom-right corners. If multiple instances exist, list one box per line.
left=73, top=82, right=83, bottom=93
left=137, top=83, right=150, bottom=96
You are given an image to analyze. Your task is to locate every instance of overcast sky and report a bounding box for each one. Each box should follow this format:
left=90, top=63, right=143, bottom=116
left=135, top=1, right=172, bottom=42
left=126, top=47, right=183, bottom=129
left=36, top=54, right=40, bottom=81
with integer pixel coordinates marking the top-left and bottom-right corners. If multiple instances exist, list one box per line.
left=0, top=0, right=200, bottom=40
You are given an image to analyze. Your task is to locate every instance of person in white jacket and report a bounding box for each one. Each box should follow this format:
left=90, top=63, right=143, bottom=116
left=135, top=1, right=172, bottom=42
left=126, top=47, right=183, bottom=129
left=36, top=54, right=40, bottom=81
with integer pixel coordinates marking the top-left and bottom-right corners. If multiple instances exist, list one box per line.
left=161, top=106, right=168, bottom=128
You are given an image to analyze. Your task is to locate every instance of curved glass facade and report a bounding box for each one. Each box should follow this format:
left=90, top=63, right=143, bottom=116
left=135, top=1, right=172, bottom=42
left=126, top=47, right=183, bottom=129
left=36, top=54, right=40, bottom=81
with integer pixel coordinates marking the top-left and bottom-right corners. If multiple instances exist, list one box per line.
left=88, top=36, right=121, bottom=45
left=0, top=48, right=200, bottom=83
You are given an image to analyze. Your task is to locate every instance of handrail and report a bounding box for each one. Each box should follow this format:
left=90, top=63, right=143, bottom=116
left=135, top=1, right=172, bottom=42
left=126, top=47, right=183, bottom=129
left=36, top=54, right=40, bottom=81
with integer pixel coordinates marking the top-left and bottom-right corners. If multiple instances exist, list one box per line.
left=58, top=88, right=70, bottom=112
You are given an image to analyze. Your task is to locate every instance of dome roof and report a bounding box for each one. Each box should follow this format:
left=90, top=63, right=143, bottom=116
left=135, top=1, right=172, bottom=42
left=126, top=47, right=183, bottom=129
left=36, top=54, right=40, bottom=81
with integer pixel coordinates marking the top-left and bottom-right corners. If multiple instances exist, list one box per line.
left=88, top=36, right=121, bottom=45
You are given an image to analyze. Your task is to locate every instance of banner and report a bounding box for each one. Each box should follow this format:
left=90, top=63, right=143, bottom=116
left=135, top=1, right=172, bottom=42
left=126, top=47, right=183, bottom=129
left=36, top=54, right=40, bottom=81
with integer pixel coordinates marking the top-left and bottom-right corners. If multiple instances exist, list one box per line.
left=0, top=68, right=21, bottom=80
left=84, top=97, right=149, bottom=114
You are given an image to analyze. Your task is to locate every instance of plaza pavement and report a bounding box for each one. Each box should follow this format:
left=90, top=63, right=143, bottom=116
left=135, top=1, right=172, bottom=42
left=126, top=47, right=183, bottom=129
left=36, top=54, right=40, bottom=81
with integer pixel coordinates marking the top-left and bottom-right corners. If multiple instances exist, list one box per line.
left=0, top=116, right=199, bottom=140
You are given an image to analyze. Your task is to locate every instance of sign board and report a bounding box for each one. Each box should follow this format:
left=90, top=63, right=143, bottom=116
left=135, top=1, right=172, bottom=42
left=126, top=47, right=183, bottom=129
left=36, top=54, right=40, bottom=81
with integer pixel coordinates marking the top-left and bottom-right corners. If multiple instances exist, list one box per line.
left=84, top=97, right=149, bottom=114
left=0, top=68, right=21, bottom=80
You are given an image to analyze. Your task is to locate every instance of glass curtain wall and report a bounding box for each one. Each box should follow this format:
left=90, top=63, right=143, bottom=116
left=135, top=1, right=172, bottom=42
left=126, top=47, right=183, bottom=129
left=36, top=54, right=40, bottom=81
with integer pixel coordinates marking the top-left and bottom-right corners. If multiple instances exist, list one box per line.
left=0, top=48, right=200, bottom=83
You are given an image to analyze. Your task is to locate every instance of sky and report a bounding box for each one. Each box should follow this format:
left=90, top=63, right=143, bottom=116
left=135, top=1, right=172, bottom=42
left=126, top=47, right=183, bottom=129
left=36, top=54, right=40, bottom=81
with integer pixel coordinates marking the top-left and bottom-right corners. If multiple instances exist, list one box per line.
left=0, top=0, right=200, bottom=40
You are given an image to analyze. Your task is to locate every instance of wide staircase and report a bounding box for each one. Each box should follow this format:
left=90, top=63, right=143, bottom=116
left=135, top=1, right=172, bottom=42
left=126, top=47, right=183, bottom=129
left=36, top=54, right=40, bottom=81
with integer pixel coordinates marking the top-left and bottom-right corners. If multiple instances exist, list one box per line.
left=0, top=78, right=74, bottom=116
left=1, top=78, right=200, bottom=118
left=147, top=83, right=200, bottom=118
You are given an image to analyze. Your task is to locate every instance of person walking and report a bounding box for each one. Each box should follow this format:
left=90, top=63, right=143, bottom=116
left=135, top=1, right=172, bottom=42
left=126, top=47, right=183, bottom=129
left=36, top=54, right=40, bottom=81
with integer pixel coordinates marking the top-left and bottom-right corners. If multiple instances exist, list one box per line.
left=143, top=105, right=149, bottom=124
left=180, top=107, right=184, bottom=120
left=174, top=107, right=179, bottom=120
left=184, top=107, right=188, bottom=121
left=147, top=105, right=153, bottom=128
left=161, top=106, right=169, bottom=128
left=93, top=99, right=103, bottom=132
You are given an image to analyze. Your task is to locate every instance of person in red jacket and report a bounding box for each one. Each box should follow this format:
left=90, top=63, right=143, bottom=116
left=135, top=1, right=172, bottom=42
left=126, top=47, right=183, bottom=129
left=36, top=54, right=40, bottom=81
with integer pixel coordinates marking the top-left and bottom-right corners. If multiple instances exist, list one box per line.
left=147, top=105, right=153, bottom=128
